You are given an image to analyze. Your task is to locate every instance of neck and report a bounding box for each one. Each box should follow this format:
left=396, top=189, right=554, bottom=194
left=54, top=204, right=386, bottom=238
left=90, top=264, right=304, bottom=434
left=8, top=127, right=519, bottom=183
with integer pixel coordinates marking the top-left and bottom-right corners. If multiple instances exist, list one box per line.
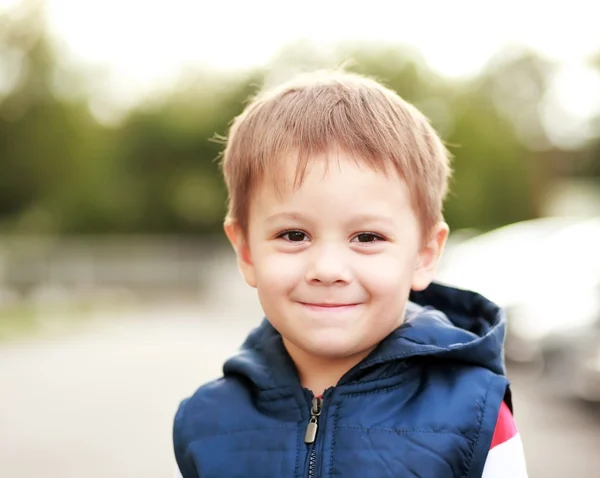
left=283, top=338, right=375, bottom=397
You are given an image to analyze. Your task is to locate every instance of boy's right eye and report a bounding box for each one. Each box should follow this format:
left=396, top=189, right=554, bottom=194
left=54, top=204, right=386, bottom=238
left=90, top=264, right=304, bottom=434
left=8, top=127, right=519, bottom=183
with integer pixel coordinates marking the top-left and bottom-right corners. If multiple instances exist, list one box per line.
left=278, top=230, right=309, bottom=242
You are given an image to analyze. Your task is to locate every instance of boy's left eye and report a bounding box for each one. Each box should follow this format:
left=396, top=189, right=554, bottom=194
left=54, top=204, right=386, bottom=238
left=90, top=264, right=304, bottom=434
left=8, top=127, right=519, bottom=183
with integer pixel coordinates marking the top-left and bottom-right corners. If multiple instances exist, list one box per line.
left=352, top=233, right=384, bottom=243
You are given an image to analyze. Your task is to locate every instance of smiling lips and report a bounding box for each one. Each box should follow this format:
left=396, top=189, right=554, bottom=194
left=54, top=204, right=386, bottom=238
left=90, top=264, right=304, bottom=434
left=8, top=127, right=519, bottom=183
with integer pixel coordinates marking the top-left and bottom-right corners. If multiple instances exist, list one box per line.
left=299, top=302, right=360, bottom=312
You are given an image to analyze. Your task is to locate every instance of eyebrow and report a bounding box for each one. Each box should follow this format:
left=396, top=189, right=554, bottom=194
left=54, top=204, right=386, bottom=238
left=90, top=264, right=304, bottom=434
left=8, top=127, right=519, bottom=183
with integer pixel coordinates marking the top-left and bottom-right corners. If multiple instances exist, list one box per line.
left=348, top=214, right=395, bottom=225
left=265, top=212, right=306, bottom=223
left=265, top=212, right=394, bottom=226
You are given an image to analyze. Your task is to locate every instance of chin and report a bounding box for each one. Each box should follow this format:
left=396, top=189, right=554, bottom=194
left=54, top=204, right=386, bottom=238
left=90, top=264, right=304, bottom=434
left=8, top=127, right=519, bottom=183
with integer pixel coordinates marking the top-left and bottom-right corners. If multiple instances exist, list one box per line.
left=300, top=336, right=369, bottom=360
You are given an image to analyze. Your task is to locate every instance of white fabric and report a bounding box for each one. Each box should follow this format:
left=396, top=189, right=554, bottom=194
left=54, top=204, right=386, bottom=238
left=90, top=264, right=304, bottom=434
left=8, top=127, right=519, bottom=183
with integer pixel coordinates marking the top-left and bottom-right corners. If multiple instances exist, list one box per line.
left=482, top=432, right=529, bottom=478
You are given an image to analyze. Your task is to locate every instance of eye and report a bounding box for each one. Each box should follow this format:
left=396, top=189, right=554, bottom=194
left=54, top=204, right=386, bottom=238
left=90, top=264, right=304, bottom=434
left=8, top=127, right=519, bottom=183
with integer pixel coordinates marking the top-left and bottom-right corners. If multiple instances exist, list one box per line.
left=352, top=232, right=385, bottom=243
left=278, top=230, right=309, bottom=242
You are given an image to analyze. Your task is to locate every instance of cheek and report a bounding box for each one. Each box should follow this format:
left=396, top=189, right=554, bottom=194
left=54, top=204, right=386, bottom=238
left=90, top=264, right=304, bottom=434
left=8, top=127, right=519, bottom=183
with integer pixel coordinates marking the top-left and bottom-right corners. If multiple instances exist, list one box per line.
left=357, top=253, right=416, bottom=297
left=254, top=248, right=306, bottom=290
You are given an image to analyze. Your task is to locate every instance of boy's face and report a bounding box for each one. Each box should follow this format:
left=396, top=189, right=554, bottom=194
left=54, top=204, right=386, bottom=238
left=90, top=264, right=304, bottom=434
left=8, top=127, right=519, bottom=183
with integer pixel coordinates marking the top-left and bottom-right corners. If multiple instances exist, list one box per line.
left=226, top=152, right=448, bottom=365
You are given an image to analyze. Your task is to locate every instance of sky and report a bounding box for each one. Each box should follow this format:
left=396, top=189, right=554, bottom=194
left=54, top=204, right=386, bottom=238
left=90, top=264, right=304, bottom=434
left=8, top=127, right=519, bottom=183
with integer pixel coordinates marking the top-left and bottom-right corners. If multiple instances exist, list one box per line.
left=2, top=0, right=600, bottom=143
left=37, top=0, right=600, bottom=73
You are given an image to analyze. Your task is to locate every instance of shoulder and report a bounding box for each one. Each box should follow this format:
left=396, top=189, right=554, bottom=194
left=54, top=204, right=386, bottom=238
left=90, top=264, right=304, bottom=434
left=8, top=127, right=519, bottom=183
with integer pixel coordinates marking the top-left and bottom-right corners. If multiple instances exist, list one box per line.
left=420, top=362, right=510, bottom=477
left=481, top=401, right=528, bottom=477
left=183, top=375, right=253, bottom=408
left=423, top=359, right=509, bottom=408
left=173, top=376, right=252, bottom=478
left=409, top=359, right=509, bottom=426
left=174, top=376, right=251, bottom=437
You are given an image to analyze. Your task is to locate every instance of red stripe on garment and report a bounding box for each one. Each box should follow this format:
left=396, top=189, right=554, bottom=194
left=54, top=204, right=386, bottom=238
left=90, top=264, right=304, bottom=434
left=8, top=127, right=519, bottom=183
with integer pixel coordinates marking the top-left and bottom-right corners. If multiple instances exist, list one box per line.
left=490, top=401, right=518, bottom=449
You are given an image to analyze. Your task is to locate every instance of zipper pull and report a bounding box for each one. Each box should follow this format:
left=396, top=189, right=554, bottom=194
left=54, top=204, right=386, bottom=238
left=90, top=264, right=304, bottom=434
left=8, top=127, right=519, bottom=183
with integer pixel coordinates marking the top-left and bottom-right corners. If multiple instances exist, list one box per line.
left=304, top=396, right=323, bottom=444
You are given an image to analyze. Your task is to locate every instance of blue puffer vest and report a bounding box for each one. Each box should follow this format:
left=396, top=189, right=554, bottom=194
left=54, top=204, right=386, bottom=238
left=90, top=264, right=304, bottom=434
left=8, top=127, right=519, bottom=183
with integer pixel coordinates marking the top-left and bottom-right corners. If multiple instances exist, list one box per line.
left=173, top=283, right=511, bottom=477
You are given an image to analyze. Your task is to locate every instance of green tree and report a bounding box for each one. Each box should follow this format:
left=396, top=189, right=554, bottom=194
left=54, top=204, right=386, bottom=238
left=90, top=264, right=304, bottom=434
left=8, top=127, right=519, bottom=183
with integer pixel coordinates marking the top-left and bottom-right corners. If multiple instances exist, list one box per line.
left=0, top=1, right=107, bottom=234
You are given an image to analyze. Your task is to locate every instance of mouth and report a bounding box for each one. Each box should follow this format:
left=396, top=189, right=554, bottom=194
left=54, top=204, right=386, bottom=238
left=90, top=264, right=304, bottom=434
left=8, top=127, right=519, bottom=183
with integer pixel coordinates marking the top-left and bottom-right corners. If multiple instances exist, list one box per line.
left=298, top=302, right=361, bottom=312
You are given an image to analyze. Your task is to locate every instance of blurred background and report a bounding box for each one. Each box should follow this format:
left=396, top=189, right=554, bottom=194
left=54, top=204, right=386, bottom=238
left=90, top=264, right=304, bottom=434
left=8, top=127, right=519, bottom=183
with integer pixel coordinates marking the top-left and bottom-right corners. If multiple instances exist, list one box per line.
left=1, top=0, right=600, bottom=476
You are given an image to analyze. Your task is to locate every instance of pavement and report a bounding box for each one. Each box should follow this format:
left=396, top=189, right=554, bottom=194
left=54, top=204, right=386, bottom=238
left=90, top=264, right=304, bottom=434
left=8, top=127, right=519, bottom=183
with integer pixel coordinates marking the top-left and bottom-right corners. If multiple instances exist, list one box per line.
left=1, top=266, right=599, bottom=477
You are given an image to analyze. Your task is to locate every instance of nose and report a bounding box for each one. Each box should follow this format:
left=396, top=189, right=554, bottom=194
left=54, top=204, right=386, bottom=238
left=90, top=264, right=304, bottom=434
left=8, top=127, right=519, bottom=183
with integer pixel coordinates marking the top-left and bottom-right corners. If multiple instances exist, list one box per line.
left=305, top=243, right=352, bottom=285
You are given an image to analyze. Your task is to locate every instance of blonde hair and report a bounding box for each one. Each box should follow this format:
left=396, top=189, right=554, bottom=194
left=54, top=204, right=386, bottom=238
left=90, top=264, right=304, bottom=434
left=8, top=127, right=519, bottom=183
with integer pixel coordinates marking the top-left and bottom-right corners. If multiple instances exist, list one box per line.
left=221, top=70, right=451, bottom=239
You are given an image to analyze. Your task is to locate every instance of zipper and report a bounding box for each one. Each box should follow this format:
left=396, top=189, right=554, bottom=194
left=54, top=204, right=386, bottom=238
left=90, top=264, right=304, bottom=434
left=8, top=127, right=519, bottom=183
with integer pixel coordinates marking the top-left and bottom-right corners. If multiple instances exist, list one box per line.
left=304, top=396, right=323, bottom=478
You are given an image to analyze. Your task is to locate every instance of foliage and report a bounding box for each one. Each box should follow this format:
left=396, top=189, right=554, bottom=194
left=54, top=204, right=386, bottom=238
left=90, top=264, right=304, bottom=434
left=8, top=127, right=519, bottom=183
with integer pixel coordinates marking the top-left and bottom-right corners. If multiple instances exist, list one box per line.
left=1, top=4, right=598, bottom=237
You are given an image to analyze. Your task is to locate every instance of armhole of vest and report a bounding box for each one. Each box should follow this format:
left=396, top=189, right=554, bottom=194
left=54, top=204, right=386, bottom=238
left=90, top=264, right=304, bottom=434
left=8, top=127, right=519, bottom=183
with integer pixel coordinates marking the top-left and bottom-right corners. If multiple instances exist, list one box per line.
left=463, top=376, right=509, bottom=478
left=173, top=398, right=200, bottom=478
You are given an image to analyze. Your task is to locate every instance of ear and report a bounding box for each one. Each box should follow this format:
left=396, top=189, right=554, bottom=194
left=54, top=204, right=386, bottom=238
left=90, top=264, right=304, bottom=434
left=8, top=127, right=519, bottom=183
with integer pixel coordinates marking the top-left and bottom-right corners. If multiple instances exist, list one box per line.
left=224, top=219, right=257, bottom=288
left=411, top=221, right=449, bottom=291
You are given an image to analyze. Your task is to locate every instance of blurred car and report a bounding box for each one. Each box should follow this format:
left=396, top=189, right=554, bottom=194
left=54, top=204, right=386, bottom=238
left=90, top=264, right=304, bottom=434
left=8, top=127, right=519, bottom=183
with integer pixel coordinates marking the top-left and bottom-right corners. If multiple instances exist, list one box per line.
left=574, top=332, right=600, bottom=402
left=438, top=217, right=577, bottom=309
left=505, top=218, right=600, bottom=366
left=540, top=273, right=600, bottom=403
left=436, top=217, right=600, bottom=367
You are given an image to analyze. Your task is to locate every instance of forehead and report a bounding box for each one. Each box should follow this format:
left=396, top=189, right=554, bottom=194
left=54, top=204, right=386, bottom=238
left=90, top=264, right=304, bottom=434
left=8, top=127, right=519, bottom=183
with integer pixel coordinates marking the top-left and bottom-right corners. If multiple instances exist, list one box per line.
left=264, top=149, right=398, bottom=194
left=251, top=151, right=412, bottom=216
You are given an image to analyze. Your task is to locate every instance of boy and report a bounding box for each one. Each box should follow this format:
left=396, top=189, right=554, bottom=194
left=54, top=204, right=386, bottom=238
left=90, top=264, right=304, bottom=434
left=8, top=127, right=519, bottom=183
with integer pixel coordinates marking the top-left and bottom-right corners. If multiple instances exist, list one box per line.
left=173, top=70, right=528, bottom=477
